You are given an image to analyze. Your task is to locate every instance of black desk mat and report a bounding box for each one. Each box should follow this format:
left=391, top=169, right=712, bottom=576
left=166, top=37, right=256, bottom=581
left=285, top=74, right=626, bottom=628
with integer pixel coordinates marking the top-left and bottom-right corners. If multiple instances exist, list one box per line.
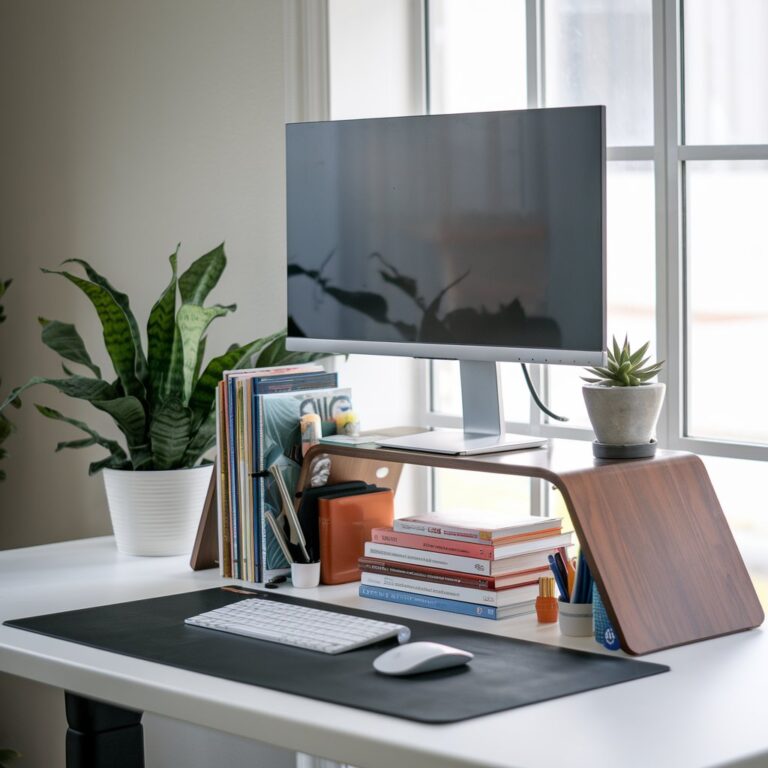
left=5, top=587, right=668, bottom=724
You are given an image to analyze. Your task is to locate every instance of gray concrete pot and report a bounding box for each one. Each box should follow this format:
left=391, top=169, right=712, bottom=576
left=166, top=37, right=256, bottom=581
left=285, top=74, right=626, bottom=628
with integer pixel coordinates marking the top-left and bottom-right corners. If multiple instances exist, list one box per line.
left=582, top=383, right=665, bottom=445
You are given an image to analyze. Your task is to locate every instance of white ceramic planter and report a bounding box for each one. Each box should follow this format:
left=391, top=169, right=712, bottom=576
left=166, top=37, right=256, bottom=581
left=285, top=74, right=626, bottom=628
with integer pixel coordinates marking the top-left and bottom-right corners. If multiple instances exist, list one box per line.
left=103, top=465, right=213, bottom=556
left=582, top=382, right=665, bottom=445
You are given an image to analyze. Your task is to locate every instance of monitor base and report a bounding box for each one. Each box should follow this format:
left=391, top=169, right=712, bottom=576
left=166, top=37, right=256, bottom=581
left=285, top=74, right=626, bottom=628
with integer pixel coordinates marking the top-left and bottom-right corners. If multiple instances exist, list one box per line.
left=377, top=429, right=547, bottom=456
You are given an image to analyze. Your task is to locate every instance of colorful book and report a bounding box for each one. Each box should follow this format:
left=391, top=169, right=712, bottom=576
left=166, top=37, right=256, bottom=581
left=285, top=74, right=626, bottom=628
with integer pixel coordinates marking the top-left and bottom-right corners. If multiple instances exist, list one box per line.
left=371, top=526, right=562, bottom=560
left=364, top=535, right=572, bottom=576
left=256, top=386, right=354, bottom=583
left=360, top=572, right=539, bottom=607
left=215, top=385, right=232, bottom=578
left=357, top=556, right=549, bottom=591
left=393, top=511, right=562, bottom=544
left=251, top=371, right=337, bottom=394
left=359, top=584, right=536, bottom=621
left=217, top=364, right=325, bottom=581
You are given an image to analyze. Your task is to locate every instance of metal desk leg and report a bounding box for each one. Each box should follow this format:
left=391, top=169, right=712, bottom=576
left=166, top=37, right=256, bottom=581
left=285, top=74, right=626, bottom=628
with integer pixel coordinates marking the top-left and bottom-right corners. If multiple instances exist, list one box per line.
left=65, top=692, right=144, bottom=768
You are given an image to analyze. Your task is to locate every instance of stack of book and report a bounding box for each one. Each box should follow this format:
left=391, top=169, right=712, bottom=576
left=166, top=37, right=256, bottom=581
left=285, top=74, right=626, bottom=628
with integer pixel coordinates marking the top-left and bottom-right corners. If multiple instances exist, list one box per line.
left=216, top=363, right=351, bottom=583
left=358, top=511, right=572, bottom=620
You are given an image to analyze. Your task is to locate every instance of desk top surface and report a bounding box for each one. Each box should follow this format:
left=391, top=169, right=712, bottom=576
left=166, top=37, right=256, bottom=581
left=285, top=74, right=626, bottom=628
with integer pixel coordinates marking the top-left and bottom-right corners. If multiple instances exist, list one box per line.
left=1, top=537, right=766, bottom=768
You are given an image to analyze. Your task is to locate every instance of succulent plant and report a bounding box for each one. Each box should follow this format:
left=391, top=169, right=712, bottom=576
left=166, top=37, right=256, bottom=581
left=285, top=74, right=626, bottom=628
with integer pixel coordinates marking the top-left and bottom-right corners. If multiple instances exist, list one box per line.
left=582, top=336, right=664, bottom=387
left=0, top=244, right=322, bottom=474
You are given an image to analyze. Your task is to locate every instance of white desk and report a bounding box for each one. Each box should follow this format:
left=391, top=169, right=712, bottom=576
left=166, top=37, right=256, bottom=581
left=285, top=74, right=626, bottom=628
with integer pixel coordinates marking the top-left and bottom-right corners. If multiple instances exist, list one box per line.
left=1, top=537, right=766, bottom=768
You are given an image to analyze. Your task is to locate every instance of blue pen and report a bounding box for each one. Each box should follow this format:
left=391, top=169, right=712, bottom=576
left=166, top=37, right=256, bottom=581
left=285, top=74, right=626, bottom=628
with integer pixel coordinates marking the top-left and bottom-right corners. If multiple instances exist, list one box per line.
left=553, top=551, right=568, bottom=593
left=582, top=560, right=594, bottom=604
left=575, top=554, right=591, bottom=604
left=547, top=554, right=568, bottom=600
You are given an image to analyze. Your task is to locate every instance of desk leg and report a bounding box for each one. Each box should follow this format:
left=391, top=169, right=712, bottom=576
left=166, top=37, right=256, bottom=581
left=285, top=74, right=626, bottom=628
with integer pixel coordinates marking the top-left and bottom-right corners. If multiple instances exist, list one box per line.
left=65, top=692, right=144, bottom=768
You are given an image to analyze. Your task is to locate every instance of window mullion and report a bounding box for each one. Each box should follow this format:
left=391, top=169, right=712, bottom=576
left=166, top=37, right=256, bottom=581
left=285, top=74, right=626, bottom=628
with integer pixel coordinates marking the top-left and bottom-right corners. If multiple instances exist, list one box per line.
left=652, top=0, right=682, bottom=450
left=525, top=0, right=543, bottom=109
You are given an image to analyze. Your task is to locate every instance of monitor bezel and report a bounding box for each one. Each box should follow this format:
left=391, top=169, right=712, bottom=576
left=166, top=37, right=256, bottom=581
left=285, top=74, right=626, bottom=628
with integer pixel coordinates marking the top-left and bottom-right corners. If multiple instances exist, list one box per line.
left=286, top=105, right=607, bottom=368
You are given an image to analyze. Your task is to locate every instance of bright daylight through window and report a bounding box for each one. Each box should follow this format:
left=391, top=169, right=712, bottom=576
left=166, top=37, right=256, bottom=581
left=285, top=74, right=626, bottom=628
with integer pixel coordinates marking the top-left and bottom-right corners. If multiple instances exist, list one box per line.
left=424, top=0, right=768, bottom=600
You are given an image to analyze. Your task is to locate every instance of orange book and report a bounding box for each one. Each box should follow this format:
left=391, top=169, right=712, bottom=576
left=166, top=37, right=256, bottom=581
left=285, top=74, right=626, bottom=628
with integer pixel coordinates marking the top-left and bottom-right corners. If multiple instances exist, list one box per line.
left=319, top=489, right=394, bottom=585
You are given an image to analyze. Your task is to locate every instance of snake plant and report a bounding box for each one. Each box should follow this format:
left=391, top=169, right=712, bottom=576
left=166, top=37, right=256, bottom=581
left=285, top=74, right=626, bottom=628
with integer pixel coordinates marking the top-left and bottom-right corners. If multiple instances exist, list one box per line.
left=0, top=244, right=320, bottom=473
left=0, top=279, right=18, bottom=480
left=582, top=336, right=664, bottom=387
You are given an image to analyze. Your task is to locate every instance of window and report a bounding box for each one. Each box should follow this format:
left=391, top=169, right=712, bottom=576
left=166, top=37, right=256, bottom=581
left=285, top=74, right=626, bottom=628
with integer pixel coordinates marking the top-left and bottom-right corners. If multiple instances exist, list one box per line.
left=424, top=0, right=768, bottom=579
left=319, top=1, right=768, bottom=578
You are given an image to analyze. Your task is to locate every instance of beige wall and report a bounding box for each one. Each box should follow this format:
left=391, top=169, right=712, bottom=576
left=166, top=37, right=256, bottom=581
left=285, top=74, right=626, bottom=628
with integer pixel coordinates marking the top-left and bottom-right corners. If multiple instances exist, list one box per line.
left=0, top=1, right=293, bottom=764
left=0, top=0, right=287, bottom=550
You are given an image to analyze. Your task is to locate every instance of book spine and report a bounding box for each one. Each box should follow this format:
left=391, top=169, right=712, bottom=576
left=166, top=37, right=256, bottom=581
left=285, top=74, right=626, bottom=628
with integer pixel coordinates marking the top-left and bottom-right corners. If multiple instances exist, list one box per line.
left=371, top=527, right=493, bottom=559
left=359, top=584, right=498, bottom=619
left=361, top=572, right=538, bottom=606
left=252, top=372, right=338, bottom=394
left=235, top=379, right=249, bottom=581
left=392, top=519, right=495, bottom=542
left=358, top=557, right=498, bottom=589
left=215, top=385, right=231, bottom=578
left=392, top=519, right=559, bottom=545
left=226, top=376, right=239, bottom=579
left=364, top=542, right=491, bottom=575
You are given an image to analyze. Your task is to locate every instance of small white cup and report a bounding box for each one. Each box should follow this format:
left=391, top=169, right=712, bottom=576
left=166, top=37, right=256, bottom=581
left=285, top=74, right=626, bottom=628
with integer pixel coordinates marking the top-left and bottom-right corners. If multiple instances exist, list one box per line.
left=558, top=600, right=594, bottom=637
left=291, top=561, right=321, bottom=589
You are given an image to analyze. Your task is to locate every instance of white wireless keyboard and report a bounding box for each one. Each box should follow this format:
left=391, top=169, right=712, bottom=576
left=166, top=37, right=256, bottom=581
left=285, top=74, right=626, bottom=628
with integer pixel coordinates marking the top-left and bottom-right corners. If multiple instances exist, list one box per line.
left=185, top=598, right=411, bottom=654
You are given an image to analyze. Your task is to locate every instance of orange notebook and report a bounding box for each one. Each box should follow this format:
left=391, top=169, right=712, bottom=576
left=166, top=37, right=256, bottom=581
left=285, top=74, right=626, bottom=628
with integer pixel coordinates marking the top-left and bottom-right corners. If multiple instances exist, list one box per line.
left=319, top=489, right=394, bottom=585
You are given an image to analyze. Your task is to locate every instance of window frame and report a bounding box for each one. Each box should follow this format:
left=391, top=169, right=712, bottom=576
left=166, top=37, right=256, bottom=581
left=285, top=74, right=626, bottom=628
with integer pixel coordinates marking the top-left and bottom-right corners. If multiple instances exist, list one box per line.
left=424, top=0, right=768, bottom=464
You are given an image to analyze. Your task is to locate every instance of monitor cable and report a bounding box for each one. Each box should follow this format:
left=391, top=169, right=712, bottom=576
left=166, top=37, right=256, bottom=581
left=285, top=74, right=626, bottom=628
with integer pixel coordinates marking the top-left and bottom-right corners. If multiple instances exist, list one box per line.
left=520, top=364, right=568, bottom=423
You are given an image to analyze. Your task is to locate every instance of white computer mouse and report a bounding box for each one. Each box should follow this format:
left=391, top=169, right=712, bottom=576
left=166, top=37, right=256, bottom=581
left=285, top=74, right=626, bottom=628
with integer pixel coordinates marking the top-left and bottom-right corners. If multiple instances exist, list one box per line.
left=373, top=641, right=474, bottom=676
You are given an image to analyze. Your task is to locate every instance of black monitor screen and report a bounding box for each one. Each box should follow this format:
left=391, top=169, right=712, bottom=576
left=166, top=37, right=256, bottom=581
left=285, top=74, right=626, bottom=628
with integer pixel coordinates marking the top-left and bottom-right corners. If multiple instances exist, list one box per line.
left=286, top=107, right=605, bottom=356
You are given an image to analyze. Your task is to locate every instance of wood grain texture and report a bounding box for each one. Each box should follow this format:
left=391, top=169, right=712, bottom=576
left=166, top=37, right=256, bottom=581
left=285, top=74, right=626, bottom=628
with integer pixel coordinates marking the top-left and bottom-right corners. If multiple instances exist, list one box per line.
left=190, top=467, right=219, bottom=571
left=300, top=438, right=763, bottom=655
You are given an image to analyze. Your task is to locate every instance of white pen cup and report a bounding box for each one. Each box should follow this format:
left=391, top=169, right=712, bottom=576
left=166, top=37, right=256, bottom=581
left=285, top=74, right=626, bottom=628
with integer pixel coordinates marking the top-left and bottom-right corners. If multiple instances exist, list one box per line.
left=558, top=599, right=594, bottom=637
left=291, top=561, right=321, bottom=589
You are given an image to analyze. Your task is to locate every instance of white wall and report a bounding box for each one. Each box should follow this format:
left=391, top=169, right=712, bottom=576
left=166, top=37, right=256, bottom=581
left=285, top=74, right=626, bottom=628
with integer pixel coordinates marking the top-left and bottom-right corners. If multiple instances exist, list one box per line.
left=0, top=1, right=294, bottom=764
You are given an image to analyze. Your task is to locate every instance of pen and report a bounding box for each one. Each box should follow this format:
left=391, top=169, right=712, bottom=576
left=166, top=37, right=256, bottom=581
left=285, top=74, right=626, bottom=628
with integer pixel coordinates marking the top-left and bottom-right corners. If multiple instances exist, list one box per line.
left=553, top=551, right=569, bottom=597
left=547, top=554, right=569, bottom=600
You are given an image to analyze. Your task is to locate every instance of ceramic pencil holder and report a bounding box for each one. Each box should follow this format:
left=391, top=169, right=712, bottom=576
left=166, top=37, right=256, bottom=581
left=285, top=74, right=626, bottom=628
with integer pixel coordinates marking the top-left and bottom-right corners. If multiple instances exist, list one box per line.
left=593, top=583, right=621, bottom=650
left=558, top=599, right=594, bottom=637
left=291, top=561, right=321, bottom=588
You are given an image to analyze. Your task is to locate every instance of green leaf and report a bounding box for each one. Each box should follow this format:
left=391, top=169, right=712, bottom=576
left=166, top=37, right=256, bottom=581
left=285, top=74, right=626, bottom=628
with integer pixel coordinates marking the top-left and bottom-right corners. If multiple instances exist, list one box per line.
left=178, top=242, right=226, bottom=306
left=611, top=336, right=621, bottom=362
left=34, top=404, right=129, bottom=467
left=147, top=248, right=178, bottom=398
left=55, top=437, right=99, bottom=451
left=150, top=398, right=192, bottom=470
left=183, top=410, right=217, bottom=466
left=0, top=278, right=11, bottom=325
left=186, top=334, right=280, bottom=428
left=63, top=259, right=148, bottom=386
left=0, top=748, right=22, bottom=767
left=38, top=317, right=102, bottom=378
left=43, top=267, right=144, bottom=399
left=165, top=304, right=235, bottom=403
left=0, top=413, right=14, bottom=442
left=629, top=341, right=650, bottom=366
left=1, top=375, right=117, bottom=412
left=194, top=335, right=207, bottom=385
left=90, top=396, right=148, bottom=457
left=88, top=455, right=132, bottom=475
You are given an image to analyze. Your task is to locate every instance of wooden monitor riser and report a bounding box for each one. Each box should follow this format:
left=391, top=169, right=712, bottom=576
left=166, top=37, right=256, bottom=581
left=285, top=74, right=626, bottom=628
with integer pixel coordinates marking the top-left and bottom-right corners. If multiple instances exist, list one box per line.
left=295, top=437, right=763, bottom=656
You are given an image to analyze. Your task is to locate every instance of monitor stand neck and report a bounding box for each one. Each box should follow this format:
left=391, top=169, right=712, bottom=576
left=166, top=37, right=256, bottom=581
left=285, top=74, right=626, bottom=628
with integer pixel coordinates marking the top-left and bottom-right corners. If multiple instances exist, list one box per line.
left=460, top=360, right=506, bottom=437
left=377, top=361, right=547, bottom=456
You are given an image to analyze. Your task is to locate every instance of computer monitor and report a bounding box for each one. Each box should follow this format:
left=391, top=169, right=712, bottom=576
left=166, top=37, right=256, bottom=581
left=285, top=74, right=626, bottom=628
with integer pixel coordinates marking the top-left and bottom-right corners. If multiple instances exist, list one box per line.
left=286, top=106, right=606, bottom=455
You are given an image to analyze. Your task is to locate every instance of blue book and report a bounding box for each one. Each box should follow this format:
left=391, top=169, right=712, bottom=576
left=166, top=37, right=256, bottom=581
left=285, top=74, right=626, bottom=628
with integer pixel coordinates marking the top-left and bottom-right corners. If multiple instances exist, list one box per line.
left=252, top=371, right=338, bottom=394
left=359, top=584, right=501, bottom=620
left=226, top=376, right=240, bottom=579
